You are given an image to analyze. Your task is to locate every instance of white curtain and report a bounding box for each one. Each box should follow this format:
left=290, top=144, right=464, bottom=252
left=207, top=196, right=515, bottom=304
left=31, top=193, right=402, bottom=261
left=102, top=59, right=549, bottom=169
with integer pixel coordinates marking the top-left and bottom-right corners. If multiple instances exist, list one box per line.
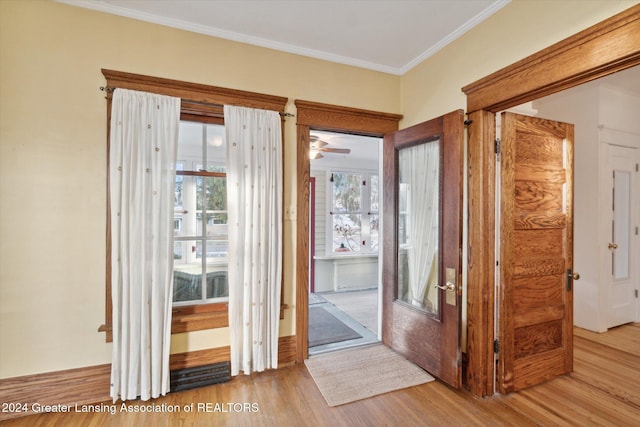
left=399, top=141, right=439, bottom=307
left=224, top=105, right=283, bottom=376
left=109, top=88, right=180, bottom=401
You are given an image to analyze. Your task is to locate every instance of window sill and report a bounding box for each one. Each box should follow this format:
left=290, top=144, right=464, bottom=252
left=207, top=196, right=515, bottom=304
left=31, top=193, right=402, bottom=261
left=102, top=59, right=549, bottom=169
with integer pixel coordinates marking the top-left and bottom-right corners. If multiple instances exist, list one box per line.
left=314, top=253, right=378, bottom=260
left=98, top=303, right=229, bottom=343
left=99, top=302, right=288, bottom=342
left=171, top=303, right=229, bottom=334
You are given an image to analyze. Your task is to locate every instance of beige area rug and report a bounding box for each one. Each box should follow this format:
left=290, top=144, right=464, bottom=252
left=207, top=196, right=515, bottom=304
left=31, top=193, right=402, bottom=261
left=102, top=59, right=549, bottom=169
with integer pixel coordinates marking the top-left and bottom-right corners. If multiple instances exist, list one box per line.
left=304, top=343, right=435, bottom=406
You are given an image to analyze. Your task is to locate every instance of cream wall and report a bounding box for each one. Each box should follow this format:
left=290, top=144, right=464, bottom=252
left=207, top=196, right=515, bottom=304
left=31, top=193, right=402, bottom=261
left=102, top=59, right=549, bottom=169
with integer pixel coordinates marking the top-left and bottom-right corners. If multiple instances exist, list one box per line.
left=400, top=0, right=637, bottom=126
left=0, top=0, right=400, bottom=378
left=1, top=0, right=637, bottom=380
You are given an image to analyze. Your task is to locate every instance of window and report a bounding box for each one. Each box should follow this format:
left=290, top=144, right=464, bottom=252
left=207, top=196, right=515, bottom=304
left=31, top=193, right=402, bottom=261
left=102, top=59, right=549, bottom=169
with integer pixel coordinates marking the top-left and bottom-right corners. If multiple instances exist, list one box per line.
left=173, top=121, right=229, bottom=305
left=99, top=69, right=288, bottom=341
left=330, top=171, right=379, bottom=253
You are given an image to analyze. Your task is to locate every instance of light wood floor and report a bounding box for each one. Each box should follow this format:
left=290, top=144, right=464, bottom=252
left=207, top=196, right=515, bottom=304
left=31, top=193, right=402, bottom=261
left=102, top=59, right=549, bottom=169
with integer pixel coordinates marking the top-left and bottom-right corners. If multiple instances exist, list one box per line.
left=3, top=323, right=638, bottom=426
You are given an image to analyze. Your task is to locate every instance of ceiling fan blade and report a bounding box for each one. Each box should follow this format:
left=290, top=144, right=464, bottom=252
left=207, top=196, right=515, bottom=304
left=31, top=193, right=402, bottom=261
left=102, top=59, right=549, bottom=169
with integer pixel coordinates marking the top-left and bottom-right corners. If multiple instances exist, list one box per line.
left=309, top=137, right=327, bottom=149
left=319, top=147, right=350, bottom=154
left=310, top=140, right=328, bottom=148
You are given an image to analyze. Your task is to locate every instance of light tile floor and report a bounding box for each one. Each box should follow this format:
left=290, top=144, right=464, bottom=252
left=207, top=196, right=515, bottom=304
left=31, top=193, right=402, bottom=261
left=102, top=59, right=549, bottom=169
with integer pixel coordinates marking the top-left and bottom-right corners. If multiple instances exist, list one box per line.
left=309, top=288, right=379, bottom=355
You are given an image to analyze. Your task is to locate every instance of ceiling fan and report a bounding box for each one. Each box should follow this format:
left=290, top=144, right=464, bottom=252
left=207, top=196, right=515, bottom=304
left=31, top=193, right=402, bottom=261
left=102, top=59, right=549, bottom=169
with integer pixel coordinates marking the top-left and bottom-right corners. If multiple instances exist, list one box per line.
left=309, top=135, right=351, bottom=159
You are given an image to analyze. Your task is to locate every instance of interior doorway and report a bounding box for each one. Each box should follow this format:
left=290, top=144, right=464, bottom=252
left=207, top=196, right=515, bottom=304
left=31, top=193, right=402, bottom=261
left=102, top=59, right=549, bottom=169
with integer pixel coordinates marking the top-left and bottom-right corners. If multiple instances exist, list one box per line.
left=506, top=65, right=640, bottom=333
left=307, top=130, right=382, bottom=355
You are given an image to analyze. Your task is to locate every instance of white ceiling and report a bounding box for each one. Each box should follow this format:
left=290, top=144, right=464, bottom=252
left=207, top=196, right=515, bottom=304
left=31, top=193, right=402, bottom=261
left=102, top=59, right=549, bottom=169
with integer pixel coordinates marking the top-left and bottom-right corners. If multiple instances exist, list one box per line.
left=58, top=0, right=510, bottom=75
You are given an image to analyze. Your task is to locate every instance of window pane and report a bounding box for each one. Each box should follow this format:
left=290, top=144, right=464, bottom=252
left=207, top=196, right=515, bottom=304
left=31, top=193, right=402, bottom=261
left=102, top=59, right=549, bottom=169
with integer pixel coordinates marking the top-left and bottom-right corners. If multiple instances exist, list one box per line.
left=174, top=121, right=229, bottom=305
left=205, top=175, right=227, bottom=223
left=205, top=124, right=226, bottom=165
left=205, top=267, right=228, bottom=298
left=333, top=172, right=361, bottom=213
left=175, top=175, right=197, bottom=238
left=173, top=241, right=184, bottom=262
left=173, top=270, right=201, bottom=303
left=173, top=240, right=202, bottom=303
left=333, top=214, right=361, bottom=252
left=370, top=214, right=379, bottom=251
left=178, top=121, right=204, bottom=164
left=370, top=175, right=379, bottom=212
left=398, top=183, right=409, bottom=245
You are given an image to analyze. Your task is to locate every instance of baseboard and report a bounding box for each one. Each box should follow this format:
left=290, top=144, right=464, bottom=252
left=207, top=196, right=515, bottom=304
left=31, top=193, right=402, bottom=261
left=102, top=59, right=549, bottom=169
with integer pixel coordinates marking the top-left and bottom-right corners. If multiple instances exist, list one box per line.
left=0, top=364, right=112, bottom=421
left=0, top=335, right=297, bottom=421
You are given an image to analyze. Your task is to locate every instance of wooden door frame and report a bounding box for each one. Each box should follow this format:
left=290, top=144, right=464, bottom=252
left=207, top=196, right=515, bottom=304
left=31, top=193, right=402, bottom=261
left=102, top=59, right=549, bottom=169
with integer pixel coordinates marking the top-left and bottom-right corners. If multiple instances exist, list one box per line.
left=294, top=100, right=402, bottom=362
left=462, top=5, right=640, bottom=397
left=309, top=177, right=316, bottom=294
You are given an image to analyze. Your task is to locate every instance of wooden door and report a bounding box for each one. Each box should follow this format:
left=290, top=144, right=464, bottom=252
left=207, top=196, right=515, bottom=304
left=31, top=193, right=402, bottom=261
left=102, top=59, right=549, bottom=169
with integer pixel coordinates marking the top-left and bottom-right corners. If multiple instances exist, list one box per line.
left=498, top=112, right=575, bottom=393
left=382, top=110, right=464, bottom=388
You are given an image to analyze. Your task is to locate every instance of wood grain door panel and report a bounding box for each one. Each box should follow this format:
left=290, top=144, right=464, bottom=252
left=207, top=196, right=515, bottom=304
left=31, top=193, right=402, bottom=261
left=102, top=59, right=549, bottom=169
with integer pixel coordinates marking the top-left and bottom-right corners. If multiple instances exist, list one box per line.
left=499, top=112, right=574, bottom=393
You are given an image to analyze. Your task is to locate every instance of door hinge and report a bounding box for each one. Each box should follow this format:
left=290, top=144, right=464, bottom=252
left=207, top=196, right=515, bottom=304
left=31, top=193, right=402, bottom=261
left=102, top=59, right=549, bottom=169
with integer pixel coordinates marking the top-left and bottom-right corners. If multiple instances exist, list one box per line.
left=494, top=138, right=501, bottom=155
left=635, top=289, right=638, bottom=298
left=494, top=339, right=499, bottom=353
left=636, top=163, right=639, bottom=172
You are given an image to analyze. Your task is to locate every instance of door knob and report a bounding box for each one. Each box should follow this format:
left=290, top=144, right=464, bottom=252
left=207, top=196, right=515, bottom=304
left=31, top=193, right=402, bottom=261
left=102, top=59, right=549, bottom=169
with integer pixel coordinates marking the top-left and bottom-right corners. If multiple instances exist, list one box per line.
left=435, top=282, right=455, bottom=291
left=566, top=269, right=580, bottom=290
left=608, top=243, right=618, bottom=249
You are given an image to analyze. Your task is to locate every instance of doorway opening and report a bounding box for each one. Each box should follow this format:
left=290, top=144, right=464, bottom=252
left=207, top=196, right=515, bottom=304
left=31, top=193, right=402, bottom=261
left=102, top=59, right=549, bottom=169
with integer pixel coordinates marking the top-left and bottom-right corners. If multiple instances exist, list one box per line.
left=490, top=65, right=640, bottom=393
left=307, top=130, right=382, bottom=355
left=500, top=65, right=640, bottom=332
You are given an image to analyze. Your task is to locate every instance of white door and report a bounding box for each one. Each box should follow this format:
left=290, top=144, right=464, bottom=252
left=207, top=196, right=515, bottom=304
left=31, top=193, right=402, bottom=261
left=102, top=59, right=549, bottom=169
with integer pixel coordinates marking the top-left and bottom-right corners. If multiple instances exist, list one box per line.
left=605, top=144, right=639, bottom=328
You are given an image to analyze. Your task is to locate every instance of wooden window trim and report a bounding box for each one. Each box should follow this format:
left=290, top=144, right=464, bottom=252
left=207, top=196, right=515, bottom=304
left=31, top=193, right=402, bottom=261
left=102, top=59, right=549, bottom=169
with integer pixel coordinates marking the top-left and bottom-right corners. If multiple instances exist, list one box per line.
left=99, top=69, right=288, bottom=342
left=462, top=4, right=640, bottom=397
left=294, top=100, right=402, bottom=362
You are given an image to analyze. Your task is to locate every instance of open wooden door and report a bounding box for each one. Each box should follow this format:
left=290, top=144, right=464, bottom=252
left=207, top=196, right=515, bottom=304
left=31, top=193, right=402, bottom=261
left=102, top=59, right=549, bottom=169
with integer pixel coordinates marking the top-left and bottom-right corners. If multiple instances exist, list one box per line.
left=382, top=110, right=464, bottom=388
left=498, top=112, right=575, bottom=393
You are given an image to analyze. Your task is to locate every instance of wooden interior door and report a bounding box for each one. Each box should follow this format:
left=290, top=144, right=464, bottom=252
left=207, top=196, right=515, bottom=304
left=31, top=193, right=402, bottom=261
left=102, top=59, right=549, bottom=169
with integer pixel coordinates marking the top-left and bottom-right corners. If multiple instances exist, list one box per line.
left=382, top=110, right=464, bottom=388
left=498, top=112, right=575, bottom=393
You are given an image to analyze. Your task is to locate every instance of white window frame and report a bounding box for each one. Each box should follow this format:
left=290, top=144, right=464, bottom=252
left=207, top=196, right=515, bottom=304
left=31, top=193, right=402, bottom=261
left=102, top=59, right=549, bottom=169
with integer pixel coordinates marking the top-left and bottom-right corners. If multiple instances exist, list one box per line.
left=173, top=121, right=229, bottom=307
left=326, top=169, right=379, bottom=255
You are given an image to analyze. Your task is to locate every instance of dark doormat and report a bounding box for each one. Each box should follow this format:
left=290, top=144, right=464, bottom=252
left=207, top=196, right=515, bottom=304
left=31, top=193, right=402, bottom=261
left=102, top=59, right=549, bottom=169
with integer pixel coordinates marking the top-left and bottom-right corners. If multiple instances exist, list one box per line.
left=309, top=306, right=362, bottom=347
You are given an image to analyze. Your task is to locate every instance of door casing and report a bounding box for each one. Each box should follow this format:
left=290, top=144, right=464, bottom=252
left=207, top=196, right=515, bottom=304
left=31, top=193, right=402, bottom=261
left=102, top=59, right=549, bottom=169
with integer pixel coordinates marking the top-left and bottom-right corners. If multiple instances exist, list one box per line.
left=463, top=5, right=640, bottom=397
left=294, top=101, right=402, bottom=362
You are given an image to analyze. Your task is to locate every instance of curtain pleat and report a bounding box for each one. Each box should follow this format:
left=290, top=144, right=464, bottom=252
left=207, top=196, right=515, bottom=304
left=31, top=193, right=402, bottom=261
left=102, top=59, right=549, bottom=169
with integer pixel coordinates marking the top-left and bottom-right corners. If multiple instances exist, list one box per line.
left=109, top=88, right=180, bottom=401
left=224, top=105, right=283, bottom=376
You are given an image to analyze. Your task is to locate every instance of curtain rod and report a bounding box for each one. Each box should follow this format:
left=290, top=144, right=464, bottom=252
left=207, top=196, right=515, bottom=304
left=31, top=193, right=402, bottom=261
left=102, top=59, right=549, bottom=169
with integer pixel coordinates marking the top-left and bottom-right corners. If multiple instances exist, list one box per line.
left=99, top=86, right=294, bottom=117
